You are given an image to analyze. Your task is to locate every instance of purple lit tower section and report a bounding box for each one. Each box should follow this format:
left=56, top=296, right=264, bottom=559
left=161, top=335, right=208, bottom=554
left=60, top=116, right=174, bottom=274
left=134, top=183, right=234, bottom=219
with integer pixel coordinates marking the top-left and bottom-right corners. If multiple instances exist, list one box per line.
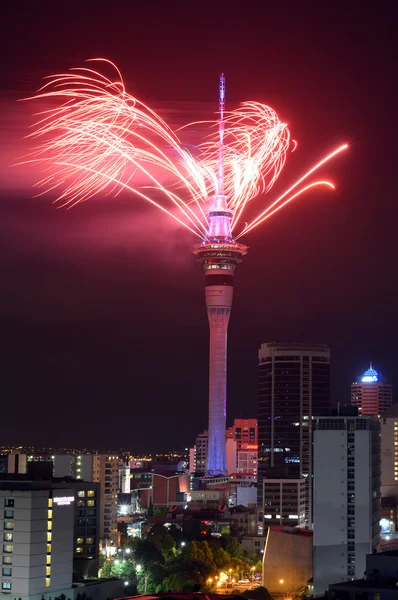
left=194, top=75, right=247, bottom=475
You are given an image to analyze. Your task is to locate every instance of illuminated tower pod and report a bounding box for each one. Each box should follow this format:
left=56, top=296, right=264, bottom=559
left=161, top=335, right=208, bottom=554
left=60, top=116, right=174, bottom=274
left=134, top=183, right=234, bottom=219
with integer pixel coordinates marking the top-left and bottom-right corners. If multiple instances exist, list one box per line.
left=193, top=74, right=247, bottom=476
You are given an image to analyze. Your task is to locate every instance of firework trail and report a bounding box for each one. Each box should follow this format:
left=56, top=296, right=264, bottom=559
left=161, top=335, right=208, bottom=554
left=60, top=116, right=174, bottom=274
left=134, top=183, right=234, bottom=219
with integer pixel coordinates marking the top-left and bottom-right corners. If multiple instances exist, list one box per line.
left=23, top=59, right=347, bottom=239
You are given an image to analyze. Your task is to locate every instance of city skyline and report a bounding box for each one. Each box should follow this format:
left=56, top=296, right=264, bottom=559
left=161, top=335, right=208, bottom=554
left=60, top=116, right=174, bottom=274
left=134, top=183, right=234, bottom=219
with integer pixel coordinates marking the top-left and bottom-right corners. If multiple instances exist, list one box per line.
left=1, top=2, right=397, bottom=451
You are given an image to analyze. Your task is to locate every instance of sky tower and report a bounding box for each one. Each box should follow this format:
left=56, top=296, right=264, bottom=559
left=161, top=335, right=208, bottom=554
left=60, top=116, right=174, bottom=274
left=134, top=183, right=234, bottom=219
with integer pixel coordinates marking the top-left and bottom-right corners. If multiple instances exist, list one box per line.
left=194, top=75, right=247, bottom=475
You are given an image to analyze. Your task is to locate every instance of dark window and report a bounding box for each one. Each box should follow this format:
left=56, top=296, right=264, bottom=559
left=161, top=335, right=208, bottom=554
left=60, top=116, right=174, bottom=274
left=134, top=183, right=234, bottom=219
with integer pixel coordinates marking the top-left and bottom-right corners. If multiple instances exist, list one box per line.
left=4, top=500, right=14, bottom=508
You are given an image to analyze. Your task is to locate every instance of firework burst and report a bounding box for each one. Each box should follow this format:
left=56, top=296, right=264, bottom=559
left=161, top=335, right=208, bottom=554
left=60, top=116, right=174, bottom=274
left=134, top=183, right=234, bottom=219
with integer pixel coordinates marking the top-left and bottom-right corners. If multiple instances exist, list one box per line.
left=22, top=59, right=347, bottom=240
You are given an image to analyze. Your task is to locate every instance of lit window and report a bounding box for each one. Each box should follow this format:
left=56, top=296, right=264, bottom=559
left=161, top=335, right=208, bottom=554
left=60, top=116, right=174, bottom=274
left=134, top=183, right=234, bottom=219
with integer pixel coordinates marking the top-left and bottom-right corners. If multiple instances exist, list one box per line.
left=3, top=534, right=13, bottom=543
left=86, top=537, right=94, bottom=544
left=4, top=511, right=13, bottom=519
left=46, top=566, right=51, bottom=576
left=47, top=544, right=51, bottom=553
left=76, top=547, right=83, bottom=554
left=45, top=577, right=50, bottom=588
left=3, top=545, right=13, bottom=554
left=46, top=555, right=51, bottom=565
left=47, top=521, right=52, bottom=531
left=2, top=582, right=11, bottom=591
left=78, top=491, right=85, bottom=498
left=87, top=490, right=95, bottom=497
left=48, top=498, right=52, bottom=508
left=48, top=510, right=52, bottom=520
left=47, top=533, right=52, bottom=543
left=76, top=537, right=84, bottom=545
left=4, top=522, right=13, bottom=531
left=87, top=500, right=95, bottom=507
left=2, top=557, right=12, bottom=565
left=2, top=568, right=11, bottom=577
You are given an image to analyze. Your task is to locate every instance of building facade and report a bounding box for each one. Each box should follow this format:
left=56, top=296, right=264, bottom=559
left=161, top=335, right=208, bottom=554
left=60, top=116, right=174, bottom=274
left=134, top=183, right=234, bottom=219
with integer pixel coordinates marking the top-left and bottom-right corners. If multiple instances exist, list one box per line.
left=313, top=416, right=380, bottom=595
left=263, top=478, right=306, bottom=528
left=380, top=405, right=398, bottom=500
left=191, top=419, right=258, bottom=476
left=92, top=455, right=118, bottom=542
left=0, top=480, right=75, bottom=599
left=258, top=342, right=331, bottom=525
left=351, top=365, right=393, bottom=417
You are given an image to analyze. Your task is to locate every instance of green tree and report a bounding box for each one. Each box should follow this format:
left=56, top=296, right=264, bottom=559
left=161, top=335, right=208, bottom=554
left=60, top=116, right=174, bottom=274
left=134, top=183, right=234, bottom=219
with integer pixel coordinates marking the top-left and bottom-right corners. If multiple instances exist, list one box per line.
left=162, top=573, right=195, bottom=592
left=243, top=548, right=260, bottom=566
left=213, top=547, right=230, bottom=569
left=226, top=537, right=243, bottom=559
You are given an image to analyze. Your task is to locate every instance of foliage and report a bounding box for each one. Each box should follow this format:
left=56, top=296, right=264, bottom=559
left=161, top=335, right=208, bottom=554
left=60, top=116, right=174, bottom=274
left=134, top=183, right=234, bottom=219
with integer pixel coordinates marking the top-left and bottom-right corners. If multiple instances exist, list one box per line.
left=146, top=524, right=176, bottom=557
left=162, top=573, right=196, bottom=592
left=226, top=537, right=243, bottom=559
left=241, top=586, right=273, bottom=600
left=129, top=537, right=164, bottom=568
left=213, top=547, right=230, bottom=569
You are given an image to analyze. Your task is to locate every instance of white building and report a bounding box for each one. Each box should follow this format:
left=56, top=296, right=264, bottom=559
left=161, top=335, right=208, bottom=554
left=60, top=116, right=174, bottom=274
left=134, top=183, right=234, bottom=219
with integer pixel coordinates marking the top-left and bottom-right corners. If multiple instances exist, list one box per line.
left=7, top=454, right=119, bottom=543
left=262, top=478, right=306, bottom=528
left=380, top=405, right=398, bottom=499
left=0, top=480, right=74, bottom=599
left=313, top=416, right=380, bottom=596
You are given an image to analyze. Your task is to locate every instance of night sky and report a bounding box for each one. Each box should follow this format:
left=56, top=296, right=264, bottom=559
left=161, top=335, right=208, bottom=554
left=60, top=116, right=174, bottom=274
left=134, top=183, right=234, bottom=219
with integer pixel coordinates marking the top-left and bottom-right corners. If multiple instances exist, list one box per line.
left=1, top=1, right=397, bottom=452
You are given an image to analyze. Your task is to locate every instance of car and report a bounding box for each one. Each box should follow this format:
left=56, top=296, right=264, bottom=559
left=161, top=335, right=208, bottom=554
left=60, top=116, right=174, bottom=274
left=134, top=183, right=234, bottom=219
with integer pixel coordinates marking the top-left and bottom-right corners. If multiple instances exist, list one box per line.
left=238, top=579, right=250, bottom=584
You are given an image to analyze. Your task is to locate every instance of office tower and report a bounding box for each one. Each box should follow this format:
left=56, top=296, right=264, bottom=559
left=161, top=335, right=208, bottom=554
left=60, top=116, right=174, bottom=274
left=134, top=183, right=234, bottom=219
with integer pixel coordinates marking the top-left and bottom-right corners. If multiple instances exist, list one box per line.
left=0, top=480, right=75, bottom=597
left=313, top=416, right=380, bottom=595
left=92, top=455, right=119, bottom=542
left=380, top=405, right=398, bottom=500
left=262, top=478, right=306, bottom=528
left=351, top=364, right=393, bottom=417
left=258, top=342, right=331, bottom=525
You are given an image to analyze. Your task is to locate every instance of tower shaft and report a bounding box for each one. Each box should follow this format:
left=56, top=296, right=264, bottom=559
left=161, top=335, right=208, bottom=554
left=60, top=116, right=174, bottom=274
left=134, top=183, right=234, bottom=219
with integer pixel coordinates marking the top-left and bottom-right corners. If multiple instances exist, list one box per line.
left=205, top=276, right=233, bottom=475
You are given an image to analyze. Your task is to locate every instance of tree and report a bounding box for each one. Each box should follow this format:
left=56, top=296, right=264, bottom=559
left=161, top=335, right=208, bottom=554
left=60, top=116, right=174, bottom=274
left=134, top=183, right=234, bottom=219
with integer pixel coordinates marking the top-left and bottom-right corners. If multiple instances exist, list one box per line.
left=130, top=538, right=164, bottom=568
left=146, top=524, right=176, bottom=557
left=162, top=573, right=195, bottom=592
left=226, top=537, right=243, bottom=559
left=213, top=547, right=230, bottom=569
left=147, top=497, right=154, bottom=518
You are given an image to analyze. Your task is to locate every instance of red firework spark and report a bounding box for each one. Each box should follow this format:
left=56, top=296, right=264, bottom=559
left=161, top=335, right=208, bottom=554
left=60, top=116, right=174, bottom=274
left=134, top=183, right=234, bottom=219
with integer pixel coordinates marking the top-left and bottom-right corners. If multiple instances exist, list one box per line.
left=21, top=59, right=348, bottom=240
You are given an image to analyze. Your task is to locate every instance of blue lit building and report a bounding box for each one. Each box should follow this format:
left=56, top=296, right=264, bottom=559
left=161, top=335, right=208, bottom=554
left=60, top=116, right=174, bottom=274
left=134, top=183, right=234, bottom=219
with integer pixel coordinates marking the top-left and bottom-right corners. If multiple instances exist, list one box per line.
left=351, top=363, right=393, bottom=417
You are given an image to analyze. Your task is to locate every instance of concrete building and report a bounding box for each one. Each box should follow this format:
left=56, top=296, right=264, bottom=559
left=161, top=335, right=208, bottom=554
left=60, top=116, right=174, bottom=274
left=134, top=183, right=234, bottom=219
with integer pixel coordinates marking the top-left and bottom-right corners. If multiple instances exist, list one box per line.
left=241, top=535, right=266, bottom=553
left=329, top=550, right=398, bottom=600
left=0, top=479, right=75, bottom=599
left=263, top=479, right=306, bottom=528
left=7, top=453, right=118, bottom=545
left=381, top=405, right=398, bottom=501
left=313, top=416, right=380, bottom=595
left=151, top=473, right=190, bottom=507
left=351, top=364, right=393, bottom=417
left=231, top=504, right=258, bottom=536
left=258, top=342, right=331, bottom=526
left=263, top=526, right=313, bottom=593
left=92, top=455, right=118, bottom=542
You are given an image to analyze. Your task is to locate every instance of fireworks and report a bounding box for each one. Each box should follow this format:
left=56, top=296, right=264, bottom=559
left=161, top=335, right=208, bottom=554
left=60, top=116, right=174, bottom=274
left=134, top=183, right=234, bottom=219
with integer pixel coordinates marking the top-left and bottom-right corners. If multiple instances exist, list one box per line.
left=23, top=59, right=347, bottom=240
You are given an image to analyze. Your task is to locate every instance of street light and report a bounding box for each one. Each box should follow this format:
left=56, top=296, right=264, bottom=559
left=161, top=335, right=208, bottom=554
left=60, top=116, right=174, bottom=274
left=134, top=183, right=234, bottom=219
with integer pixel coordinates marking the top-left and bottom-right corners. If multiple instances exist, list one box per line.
left=125, top=548, right=131, bottom=554
left=279, top=579, right=284, bottom=584
left=124, top=582, right=129, bottom=586
left=136, top=564, right=142, bottom=573
left=181, top=542, right=186, bottom=547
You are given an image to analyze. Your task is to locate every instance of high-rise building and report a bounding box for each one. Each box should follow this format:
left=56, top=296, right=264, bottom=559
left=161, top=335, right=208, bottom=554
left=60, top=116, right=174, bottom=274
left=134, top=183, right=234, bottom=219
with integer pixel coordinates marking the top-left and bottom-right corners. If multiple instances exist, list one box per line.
left=0, top=480, right=75, bottom=598
left=262, top=478, right=306, bottom=528
left=351, top=364, right=393, bottom=417
left=313, top=416, right=380, bottom=595
left=227, top=419, right=258, bottom=475
left=92, top=455, right=119, bottom=542
left=380, top=405, right=398, bottom=500
left=258, top=342, right=331, bottom=525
